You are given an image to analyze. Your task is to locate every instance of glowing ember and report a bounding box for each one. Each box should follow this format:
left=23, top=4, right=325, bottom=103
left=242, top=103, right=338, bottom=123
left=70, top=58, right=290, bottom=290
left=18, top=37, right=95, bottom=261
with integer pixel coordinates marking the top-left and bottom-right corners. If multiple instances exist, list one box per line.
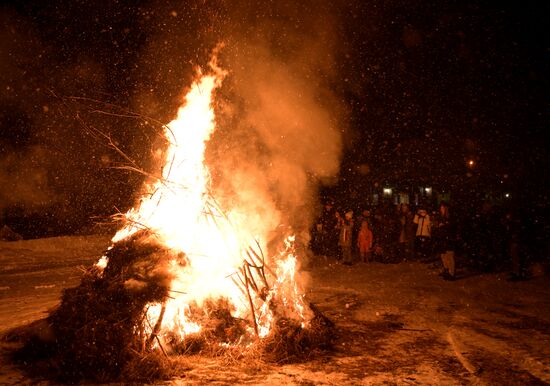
left=99, top=52, right=311, bottom=347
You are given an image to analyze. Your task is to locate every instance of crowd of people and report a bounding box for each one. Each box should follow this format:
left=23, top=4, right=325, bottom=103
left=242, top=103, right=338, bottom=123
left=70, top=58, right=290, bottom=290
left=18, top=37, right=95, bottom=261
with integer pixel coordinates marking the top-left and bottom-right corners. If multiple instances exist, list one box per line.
left=311, top=198, right=546, bottom=281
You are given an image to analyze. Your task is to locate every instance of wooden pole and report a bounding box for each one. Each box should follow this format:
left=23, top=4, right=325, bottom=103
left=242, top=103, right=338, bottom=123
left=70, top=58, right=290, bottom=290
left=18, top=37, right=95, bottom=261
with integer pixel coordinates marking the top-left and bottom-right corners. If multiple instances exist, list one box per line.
left=146, top=303, right=166, bottom=350
left=243, top=268, right=259, bottom=337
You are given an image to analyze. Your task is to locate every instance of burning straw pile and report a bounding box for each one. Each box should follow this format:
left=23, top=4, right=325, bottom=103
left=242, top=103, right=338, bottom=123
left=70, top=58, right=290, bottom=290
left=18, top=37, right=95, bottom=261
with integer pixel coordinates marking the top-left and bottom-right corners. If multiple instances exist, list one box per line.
left=8, top=61, right=334, bottom=383
left=9, top=229, right=333, bottom=383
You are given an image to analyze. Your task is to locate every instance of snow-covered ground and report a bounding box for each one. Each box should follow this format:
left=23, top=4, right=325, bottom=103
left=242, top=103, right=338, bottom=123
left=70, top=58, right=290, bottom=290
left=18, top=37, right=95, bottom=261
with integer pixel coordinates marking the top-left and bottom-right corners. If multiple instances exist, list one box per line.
left=0, top=235, right=111, bottom=334
left=1, top=235, right=549, bottom=385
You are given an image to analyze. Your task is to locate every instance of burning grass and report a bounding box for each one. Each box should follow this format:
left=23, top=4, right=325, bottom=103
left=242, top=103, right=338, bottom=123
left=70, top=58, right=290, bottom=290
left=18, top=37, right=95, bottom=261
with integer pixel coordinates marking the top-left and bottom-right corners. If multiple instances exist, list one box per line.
left=258, top=307, right=334, bottom=363
left=6, top=230, right=334, bottom=383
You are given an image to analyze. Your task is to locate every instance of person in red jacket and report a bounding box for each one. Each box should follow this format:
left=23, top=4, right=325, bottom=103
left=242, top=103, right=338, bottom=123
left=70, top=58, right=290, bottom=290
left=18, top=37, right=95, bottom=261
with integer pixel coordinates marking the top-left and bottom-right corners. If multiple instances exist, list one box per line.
left=357, top=220, right=374, bottom=263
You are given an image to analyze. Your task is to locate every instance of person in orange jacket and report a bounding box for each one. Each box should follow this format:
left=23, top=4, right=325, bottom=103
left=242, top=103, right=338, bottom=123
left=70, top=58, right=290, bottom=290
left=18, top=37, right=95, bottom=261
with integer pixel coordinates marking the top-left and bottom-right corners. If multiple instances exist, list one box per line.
left=357, top=220, right=374, bottom=263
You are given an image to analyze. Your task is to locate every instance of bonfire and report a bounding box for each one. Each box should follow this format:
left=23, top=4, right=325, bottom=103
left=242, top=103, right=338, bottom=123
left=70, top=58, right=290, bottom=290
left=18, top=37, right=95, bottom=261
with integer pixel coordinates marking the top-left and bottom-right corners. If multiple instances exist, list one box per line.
left=10, top=51, right=333, bottom=383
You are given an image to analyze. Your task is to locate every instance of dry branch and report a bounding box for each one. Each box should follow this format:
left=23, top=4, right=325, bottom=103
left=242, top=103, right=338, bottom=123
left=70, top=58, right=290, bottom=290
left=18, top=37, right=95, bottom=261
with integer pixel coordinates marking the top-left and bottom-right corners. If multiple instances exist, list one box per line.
left=243, top=268, right=259, bottom=337
left=146, top=302, right=167, bottom=351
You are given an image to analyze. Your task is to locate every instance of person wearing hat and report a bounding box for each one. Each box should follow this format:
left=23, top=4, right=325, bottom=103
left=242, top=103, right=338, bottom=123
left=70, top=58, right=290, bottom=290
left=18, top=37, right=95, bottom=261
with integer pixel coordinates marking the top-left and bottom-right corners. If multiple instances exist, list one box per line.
left=339, top=211, right=354, bottom=265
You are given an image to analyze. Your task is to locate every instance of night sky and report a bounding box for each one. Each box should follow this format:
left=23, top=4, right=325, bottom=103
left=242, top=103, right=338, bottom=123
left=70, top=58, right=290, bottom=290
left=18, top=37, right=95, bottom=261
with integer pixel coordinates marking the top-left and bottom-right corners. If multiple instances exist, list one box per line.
left=0, top=0, right=548, bottom=237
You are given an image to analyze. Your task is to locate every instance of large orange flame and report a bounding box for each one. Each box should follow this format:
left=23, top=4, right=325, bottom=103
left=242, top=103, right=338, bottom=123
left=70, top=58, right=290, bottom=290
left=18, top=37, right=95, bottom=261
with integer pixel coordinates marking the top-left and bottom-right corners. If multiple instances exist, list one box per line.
left=98, top=53, right=310, bottom=346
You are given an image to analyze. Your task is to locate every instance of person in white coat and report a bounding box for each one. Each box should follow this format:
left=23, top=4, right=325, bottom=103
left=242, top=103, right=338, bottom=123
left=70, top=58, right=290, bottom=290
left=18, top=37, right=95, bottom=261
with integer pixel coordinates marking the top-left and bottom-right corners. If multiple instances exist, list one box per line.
left=413, top=208, right=432, bottom=259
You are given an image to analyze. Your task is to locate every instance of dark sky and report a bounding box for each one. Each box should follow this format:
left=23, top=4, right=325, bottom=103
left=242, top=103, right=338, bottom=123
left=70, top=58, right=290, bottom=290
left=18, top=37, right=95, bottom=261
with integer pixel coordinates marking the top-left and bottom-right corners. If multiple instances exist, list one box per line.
left=0, top=0, right=548, bottom=236
left=334, top=1, right=548, bottom=203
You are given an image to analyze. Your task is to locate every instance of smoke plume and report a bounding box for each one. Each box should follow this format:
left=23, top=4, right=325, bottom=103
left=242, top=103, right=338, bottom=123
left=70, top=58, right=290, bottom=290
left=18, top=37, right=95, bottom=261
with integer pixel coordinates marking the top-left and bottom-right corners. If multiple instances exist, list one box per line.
left=124, top=0, right=346, bottom=252
left=207, top=3, right=345, bottom=254
left=0, top=0, right=346, bottom=241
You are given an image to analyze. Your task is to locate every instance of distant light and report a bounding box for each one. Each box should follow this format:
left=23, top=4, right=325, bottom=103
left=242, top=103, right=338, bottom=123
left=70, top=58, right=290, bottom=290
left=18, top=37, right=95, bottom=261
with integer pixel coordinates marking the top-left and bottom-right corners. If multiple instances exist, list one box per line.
left=383, top=188, right=392, bottom=196
left=505, top=193, right=510, bottom=198
left=468, top=160, right=474, bottom=167
left=424, top=187, right=432, bottom=195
